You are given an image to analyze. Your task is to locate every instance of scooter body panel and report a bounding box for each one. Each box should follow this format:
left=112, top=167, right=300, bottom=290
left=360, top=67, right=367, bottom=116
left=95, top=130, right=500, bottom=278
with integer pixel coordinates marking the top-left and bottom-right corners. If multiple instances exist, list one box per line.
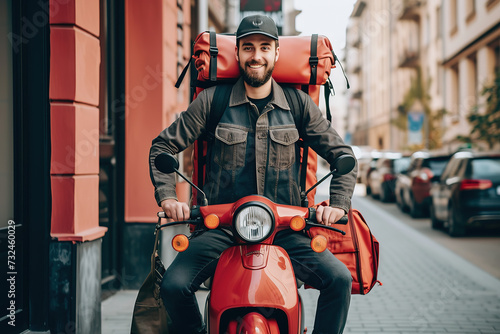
left=209, top=244, right=300, bottom=333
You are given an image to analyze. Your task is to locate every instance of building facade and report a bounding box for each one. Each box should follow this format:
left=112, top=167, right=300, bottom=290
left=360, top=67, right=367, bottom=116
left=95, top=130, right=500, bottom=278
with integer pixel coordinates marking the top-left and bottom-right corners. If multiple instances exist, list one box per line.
left=1, top=0, right=299, bottom=332
left=346, top=0, right=500, bottom=152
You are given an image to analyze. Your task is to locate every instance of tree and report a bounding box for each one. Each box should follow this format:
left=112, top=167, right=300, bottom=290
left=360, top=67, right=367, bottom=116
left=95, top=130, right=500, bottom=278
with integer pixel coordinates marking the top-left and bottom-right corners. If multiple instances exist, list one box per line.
left=457, top=70, right=500, bottom=149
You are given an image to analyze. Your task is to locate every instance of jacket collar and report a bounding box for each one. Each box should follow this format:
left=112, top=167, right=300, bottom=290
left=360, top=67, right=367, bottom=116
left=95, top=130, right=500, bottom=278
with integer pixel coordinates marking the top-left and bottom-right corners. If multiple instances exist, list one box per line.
left=229, top=77, right=290, bottom=111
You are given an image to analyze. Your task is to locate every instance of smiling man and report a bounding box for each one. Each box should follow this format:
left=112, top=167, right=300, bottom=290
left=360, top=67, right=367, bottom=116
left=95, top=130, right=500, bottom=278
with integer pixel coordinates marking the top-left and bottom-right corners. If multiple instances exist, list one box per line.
left=149, top=15, right=357, bottom=334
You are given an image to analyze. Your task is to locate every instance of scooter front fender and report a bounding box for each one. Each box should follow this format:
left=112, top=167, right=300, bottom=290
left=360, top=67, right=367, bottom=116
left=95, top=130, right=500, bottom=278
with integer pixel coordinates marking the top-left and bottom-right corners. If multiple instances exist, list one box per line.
left=209, top=244, right=300, bottom=333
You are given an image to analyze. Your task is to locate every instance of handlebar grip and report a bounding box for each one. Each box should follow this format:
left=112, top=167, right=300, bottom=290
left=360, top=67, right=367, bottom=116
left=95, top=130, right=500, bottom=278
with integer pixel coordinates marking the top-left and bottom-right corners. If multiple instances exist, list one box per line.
left=307, top=208, right=316, bottom=222
left=337, top=215, right=348, bottom=225
left=308, top=208, right=348, bottom=225
left=157, top=206, right=201, bottom=220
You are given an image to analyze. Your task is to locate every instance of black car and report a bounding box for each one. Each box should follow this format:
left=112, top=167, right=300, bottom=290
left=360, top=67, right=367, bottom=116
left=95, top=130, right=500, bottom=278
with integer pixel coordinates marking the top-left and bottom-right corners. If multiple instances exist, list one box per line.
left=430, top=151, right=500, bottom=236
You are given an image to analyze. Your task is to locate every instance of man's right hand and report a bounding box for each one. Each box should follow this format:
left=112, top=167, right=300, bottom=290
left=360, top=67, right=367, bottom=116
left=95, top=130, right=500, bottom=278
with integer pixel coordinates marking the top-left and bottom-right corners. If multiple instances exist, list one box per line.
left=161, top=199, right=190, bottom=221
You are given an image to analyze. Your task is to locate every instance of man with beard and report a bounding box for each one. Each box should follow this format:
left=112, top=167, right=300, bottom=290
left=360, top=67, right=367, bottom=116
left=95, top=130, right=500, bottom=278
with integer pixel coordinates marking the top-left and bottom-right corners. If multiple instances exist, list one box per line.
left=149, top=15, right=357, bottom=334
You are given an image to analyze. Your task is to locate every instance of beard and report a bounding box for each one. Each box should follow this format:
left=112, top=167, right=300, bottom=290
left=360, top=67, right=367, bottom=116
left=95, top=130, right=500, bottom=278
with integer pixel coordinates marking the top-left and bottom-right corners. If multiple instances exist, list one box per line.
left=239, top=60, right=275, bottom=88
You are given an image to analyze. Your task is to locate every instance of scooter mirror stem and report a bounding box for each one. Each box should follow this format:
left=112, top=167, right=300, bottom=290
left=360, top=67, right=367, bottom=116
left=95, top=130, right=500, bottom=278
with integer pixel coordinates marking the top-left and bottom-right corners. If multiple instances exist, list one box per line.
left=173, top=168, right=209, bottom=206
left=300, top=154, right=355, bottom=205
left=304, top=169, right=337, bottom=198
left=155, top=153, right=209, bottom=206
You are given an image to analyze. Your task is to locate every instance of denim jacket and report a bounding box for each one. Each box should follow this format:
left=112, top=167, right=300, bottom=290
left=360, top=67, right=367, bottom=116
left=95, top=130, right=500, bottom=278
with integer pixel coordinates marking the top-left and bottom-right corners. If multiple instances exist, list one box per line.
left=149, top=78, right=357, bottom=212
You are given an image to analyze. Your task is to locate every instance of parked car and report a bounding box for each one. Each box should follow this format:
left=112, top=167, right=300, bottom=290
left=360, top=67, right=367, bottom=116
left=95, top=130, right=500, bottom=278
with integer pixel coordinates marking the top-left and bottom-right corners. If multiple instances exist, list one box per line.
left=363, top=154, right=381, bottom=195
left=355, top=148, right=379, bottom=185
left=368, top=153, right=410, bottom=202
left=395, top=151, right=451, bottom=218
left=429, top=151, right=500, bottom=236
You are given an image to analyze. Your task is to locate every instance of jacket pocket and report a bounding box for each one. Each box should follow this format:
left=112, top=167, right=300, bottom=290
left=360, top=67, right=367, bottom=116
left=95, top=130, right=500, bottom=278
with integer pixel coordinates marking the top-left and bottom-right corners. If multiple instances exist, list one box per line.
left=213, top=126, right=248, bottom=170
left=269, top=127, right=299, bottom=169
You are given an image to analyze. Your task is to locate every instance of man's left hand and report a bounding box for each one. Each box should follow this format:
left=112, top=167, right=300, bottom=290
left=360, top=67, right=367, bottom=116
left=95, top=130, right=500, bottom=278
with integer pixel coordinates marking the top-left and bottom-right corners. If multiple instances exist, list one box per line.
left=316, top=206, right=345, bottom=226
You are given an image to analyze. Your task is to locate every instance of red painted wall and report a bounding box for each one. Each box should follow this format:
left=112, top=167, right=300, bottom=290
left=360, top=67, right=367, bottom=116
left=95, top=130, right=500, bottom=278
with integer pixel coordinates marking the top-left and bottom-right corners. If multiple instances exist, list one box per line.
left=124, top=0, right=191, bottom=222
left=49, top=0, right=106, bottom=241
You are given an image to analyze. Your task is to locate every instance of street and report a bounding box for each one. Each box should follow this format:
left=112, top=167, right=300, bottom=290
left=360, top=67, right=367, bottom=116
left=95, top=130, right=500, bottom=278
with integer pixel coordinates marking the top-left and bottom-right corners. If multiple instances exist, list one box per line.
left=303, top=163, right=500, bottom=333
left=102, top=166, right=500, bottom=333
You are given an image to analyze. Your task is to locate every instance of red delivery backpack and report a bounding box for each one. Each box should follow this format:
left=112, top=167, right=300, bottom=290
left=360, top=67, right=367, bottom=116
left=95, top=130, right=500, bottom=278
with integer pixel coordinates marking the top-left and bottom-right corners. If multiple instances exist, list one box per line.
left=175, top=31, right=380, bottom=294
left=175, top=32, right=343, bottom=206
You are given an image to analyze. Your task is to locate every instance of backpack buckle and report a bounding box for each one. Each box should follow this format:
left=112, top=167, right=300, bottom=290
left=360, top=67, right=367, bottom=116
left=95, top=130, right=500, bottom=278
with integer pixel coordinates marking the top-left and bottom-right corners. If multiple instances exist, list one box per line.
left=209, top=46, right=219, bottom=57
left=309, top=56, right=318, bottom=68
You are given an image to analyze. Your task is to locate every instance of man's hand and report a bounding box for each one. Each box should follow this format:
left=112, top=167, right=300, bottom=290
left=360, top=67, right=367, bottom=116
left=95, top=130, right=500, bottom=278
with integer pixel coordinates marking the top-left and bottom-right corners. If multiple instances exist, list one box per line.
left=315, top=206, right=345, bottom=226
left=161, top=199, right=190, bottom=221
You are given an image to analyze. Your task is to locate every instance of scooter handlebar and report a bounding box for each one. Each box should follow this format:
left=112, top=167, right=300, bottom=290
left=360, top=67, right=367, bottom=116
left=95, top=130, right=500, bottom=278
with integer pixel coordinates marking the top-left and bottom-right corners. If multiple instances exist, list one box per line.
left=308, top=208, right=349, bottom=225
left=157, top=205, right=202, bottom=220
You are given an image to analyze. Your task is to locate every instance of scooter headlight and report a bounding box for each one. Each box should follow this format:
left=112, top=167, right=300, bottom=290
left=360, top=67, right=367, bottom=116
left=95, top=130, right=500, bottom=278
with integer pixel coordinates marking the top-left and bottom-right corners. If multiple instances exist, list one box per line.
left=234, top=203, right=274, bottom=243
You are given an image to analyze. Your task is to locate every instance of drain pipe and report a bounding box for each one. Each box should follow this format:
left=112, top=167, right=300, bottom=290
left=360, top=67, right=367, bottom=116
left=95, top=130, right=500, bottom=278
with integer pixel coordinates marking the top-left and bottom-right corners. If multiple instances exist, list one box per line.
left=199, top=0, right=208, bottom=32
left=226, top=0, right=240, bottom=33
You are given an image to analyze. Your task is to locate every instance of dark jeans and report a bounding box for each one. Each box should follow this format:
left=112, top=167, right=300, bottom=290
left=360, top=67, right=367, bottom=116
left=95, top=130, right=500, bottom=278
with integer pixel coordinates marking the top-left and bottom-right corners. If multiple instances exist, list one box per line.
left=160, top=229, right=352, bottom=334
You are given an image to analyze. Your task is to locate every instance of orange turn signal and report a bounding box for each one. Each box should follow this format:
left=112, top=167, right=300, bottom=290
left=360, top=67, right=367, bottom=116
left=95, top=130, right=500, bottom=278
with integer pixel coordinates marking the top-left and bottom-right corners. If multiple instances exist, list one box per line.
left=204, top=214, right=220, bottom=229
left=290, top=216, right=306, bottom=231
left=311, top=235, right=328, bottom=253
left=172, top=234, right=189, bottom=252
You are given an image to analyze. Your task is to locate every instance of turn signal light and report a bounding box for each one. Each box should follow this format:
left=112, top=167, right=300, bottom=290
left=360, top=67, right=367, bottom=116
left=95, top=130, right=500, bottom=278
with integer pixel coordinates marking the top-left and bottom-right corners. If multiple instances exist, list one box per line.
left=290, top=216, right=306, bottom=231
left=311, top=235, right=328, bottom=253
left=204, top=214, right=220, bottom=229
left=172, top=234, right=189, bottom=252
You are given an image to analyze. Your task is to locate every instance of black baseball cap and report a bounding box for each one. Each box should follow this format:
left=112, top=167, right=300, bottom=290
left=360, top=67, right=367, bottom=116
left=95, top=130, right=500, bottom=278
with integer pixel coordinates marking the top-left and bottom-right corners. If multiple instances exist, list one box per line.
left=236, top=15, right=279, bottom=41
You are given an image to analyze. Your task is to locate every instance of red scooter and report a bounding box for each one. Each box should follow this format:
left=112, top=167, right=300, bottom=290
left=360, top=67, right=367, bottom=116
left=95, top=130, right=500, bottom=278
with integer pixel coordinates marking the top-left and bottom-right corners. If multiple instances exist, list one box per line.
left=154, top=153, right=355, bottom=334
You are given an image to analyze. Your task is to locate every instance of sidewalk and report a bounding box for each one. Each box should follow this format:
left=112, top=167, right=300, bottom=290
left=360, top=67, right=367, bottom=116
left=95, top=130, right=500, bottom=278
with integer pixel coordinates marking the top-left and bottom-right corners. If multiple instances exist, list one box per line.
left=102, top=191, right=500, bottom=333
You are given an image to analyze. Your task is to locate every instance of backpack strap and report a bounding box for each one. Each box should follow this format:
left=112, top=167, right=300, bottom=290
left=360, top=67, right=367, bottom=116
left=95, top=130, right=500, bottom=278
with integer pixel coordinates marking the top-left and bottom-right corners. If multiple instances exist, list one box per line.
left=209, top=31, right=218, bottom=82
left=196, top=84, right=232, bottom=193
left=324, top=78, right=333, bottom=122
left=206, top=84, right=232, bottom=139
left=281, top=86, right=309, bottom=205
left=309, top=34, right=319, bottom=85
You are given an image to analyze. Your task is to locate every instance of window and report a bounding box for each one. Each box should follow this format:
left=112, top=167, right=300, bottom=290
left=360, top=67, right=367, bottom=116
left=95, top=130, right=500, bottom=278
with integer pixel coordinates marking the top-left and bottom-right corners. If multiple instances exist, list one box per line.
left=493, top=38, right=500, bottom=73
left=466, top=0, right=476, bottom=22
left=450, top=64, right=459, bottom=118
left=436, top=6, right=442, bottom=40
left=470, top=158, right=500, bottom=181
left=450, top=0, right=458, bottom=36
left=468, top=53, right=478, bottom=107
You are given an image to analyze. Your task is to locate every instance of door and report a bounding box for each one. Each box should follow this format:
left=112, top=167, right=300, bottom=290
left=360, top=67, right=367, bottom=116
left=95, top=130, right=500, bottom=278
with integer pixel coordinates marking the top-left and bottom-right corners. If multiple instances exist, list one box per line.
left=99, top=0, right=126, bottom=294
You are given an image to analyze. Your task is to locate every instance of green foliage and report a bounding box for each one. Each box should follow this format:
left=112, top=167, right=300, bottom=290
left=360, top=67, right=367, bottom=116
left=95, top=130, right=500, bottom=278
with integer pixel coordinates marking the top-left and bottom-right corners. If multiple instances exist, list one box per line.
left=459, top=71, right=500, bottom=149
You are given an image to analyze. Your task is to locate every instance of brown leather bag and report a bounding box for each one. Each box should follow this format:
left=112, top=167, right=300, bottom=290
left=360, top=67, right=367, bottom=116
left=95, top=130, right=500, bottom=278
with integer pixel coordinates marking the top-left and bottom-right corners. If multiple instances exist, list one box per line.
left=308, top=205, right=381, bottom=294
left=130, top=224, right=170, bottom=333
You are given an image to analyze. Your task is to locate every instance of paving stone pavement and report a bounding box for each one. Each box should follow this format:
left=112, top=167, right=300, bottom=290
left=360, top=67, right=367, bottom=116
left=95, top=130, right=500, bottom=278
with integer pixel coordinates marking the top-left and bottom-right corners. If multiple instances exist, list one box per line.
left=102, top=194, right=500, bottom=333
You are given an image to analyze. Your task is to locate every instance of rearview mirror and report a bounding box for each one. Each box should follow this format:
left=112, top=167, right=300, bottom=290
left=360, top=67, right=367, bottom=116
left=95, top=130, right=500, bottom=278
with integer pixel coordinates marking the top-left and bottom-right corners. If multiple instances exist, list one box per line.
left=154, top=153, right=179, bottom=174
left=332, top=155, right=356, bottom=176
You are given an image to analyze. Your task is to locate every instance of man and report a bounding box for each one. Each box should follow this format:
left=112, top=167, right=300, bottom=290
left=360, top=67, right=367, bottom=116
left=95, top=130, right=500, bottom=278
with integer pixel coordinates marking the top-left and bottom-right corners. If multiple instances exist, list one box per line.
left=149, top=15, right=357, bottom=334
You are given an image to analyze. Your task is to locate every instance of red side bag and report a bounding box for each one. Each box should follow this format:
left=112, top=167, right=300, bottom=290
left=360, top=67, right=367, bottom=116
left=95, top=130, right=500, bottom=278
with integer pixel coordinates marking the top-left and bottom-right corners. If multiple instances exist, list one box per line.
left=308, top=207, right=381, bottom=295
